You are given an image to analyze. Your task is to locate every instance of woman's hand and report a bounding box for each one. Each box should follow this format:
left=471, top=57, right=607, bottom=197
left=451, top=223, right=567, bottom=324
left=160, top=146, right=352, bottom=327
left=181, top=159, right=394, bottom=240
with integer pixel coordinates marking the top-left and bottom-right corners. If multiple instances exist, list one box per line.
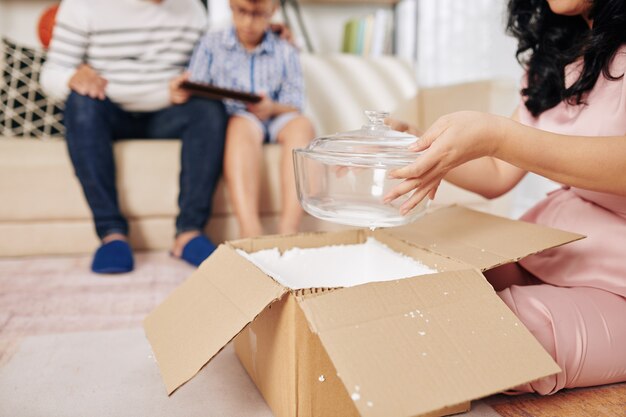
left=384, top=111, right=506, bottom=214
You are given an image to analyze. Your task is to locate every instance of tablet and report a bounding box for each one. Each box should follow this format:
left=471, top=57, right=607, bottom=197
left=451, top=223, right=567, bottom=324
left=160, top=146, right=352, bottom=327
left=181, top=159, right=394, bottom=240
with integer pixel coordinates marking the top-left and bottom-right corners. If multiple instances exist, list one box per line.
left=181, top=80, right=263, bottom=103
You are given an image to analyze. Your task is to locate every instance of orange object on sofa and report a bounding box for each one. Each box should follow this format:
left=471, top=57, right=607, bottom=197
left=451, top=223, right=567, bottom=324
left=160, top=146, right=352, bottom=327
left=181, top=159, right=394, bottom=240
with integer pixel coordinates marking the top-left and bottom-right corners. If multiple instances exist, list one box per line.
left=38, top=4, right=60, bottom=49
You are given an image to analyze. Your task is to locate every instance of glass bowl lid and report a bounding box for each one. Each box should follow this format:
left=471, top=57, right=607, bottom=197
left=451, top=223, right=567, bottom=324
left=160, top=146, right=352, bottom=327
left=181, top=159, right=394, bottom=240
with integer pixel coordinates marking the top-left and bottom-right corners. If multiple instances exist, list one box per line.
left=300, top=111, right=420, bottom=167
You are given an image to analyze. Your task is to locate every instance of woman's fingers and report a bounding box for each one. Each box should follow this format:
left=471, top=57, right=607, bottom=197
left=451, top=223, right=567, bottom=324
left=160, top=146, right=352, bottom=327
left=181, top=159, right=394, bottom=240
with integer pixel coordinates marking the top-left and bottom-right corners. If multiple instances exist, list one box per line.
left=334, top=166, right=349, bottom=178
left=385, top=160, right=445, bottom=205
left=385, top=118, right=408, bottom=132
left=383, top=177, right=421, bottom=203
left=407, top=115, right=451, bottom=152
left=389, top=146, right=440, bottom=179
left=399, top=177, right=442, bottom=214
left=427, top=179, right=442, bottom=201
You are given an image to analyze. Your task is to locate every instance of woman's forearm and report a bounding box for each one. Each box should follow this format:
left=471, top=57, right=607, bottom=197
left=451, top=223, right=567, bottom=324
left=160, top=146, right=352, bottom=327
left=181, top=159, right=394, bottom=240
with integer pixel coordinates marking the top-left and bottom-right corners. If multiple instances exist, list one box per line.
left=444, top=157, right=526, bottom=199
left=495, top=118, right=626, bottom=195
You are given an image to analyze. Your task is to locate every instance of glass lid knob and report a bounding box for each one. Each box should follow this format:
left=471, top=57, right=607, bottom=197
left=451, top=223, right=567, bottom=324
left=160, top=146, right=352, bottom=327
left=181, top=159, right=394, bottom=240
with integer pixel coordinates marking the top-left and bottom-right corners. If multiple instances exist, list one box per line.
left=363, top=110, right=390, bottom=130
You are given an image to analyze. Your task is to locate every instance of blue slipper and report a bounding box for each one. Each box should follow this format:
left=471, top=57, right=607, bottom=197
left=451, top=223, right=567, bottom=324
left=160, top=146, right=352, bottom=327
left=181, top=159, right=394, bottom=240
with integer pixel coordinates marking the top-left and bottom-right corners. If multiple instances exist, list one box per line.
left=180, top=235, right=217, bottom=267
left=91, top=240, right=134, bottom=274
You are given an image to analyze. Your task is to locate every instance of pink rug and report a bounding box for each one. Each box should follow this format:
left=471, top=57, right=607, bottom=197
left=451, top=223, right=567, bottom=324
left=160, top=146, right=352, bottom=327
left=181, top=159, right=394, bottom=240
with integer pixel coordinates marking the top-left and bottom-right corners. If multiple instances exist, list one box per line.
left=0, top=251, right=193, bottom=366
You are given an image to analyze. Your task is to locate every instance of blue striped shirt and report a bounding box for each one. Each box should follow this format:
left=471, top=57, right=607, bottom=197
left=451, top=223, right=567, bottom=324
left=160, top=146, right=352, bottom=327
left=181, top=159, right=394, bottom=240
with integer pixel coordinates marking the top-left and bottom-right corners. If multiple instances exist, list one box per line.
left=187, top=27, right=304, bottom=115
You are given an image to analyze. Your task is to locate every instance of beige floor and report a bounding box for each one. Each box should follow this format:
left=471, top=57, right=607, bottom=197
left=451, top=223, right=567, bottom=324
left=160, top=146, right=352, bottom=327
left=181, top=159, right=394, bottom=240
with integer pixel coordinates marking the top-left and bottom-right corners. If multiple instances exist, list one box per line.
left=0, top=252, right=624, bottom=417
left=0, top=329, right=275, bottom=417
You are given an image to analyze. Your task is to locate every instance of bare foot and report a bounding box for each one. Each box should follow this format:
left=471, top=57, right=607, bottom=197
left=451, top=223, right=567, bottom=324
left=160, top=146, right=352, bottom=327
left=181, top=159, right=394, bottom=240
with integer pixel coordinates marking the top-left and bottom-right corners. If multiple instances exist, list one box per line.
left=171, top=230, right=201, bottom=258
left=102, top=233, right=128, bottom=244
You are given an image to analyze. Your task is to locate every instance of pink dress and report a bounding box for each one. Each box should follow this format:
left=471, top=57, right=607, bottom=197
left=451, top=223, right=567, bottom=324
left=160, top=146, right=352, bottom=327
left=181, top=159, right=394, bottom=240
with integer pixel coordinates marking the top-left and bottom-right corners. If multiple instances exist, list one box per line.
left=493, top=46, right=626, bottom=394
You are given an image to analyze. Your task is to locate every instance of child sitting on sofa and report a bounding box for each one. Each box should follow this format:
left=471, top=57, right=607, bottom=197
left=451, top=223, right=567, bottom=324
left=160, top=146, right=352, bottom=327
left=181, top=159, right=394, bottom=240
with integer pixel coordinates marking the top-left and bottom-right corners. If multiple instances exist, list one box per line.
left=187, top=0, right=314, bottom=238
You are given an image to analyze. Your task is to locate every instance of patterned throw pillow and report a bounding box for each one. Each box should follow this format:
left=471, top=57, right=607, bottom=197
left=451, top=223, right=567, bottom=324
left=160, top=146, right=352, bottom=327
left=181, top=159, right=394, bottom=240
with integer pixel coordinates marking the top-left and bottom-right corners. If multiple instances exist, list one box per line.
left=0, top=37, right=65, bottom=138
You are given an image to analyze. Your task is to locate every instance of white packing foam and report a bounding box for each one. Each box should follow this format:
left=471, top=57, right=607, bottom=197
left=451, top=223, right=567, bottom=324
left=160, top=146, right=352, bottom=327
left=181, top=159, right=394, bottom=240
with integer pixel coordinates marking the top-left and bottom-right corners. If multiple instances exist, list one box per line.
left=237, top=237, right=437, bottom=290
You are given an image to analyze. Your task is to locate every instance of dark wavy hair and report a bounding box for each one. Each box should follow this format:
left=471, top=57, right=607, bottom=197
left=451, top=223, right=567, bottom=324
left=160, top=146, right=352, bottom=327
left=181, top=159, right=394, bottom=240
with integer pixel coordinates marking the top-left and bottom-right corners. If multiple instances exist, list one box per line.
left=506, top=0, right=626, bottom=117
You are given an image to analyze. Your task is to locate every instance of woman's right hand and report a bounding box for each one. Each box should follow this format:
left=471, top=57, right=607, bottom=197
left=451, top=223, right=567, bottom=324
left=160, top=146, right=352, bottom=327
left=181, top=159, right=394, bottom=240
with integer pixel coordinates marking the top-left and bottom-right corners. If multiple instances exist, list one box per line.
left=384, top=111, right=507, bottom=213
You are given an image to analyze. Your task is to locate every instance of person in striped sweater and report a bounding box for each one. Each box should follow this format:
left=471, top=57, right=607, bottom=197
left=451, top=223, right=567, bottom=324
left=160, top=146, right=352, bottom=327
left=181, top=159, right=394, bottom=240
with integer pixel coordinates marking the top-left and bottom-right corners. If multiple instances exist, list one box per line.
left=41, top=0, right=228, bottom=273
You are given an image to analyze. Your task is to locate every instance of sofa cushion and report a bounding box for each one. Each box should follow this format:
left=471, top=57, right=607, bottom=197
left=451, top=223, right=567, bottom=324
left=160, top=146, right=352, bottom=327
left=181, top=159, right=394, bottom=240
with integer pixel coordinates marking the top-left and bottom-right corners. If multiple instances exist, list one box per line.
left=0, top=137, right=285, bottom=221
left=0, top=38, right=64, bottom=138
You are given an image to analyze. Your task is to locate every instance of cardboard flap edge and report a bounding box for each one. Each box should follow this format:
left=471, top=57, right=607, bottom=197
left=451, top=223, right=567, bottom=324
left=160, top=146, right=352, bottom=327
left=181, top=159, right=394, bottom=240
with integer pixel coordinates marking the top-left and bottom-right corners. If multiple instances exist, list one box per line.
left=144, top=244, right=287, bottom=395
left=385, top=205, right=585, bottom=270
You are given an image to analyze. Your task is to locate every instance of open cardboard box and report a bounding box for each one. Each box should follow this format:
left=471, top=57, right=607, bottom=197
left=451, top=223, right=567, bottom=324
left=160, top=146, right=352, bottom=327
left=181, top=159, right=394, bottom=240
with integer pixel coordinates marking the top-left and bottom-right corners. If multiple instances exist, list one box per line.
left=144, top=206, right=584, bottom=417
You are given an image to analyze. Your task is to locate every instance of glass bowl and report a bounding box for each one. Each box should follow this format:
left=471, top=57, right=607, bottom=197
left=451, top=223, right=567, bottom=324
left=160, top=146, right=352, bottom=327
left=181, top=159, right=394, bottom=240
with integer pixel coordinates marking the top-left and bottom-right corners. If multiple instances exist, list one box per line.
left=293, top=110, right=428, bottom=228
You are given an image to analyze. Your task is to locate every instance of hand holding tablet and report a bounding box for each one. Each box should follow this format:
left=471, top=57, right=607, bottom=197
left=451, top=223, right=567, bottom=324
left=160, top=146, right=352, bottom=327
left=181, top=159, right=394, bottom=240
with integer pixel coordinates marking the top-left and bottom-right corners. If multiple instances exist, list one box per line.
left=181, top=80, right=263, bottom=103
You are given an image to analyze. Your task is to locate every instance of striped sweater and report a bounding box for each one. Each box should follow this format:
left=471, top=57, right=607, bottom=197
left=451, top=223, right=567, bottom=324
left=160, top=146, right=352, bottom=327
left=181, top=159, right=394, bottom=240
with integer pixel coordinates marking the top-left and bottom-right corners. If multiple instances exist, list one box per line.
left=40, top=0, right=207, bottom=112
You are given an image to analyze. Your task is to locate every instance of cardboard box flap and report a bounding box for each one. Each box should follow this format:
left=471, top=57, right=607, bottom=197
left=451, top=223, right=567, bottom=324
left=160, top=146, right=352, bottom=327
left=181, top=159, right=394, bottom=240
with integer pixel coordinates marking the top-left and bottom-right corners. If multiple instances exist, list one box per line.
left=384, top=205, right=584, bottom=271
left=144, top=244, right=287, bottom=395
left=297, top=269, right=560, bottom=417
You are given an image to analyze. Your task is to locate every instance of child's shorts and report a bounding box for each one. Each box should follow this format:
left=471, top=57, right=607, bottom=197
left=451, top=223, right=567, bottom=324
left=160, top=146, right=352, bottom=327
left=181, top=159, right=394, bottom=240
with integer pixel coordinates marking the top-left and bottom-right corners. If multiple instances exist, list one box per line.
left=233, top=111, right=300, bottom=143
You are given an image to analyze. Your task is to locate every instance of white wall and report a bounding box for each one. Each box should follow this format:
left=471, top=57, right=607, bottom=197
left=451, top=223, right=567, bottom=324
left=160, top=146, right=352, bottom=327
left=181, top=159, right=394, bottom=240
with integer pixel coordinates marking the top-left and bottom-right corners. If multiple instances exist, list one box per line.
left=0, top=0, right=57, bottom=47
left=416, top=0, right=522, bottom=87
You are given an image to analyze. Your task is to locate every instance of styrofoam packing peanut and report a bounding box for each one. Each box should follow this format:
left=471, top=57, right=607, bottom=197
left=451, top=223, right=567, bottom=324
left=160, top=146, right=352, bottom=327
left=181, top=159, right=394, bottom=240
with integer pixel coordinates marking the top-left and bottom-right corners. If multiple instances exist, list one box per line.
left=238, top=237, right=437, bottom=289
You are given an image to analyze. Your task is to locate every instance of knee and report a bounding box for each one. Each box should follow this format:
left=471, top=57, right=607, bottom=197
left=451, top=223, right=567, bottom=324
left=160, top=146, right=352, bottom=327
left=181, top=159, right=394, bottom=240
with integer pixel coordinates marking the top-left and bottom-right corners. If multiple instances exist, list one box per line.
left=227, top=117, right=263, bottom=144
left=289, top=116, right=314, bottom=133
left=182, top=98, right=227, bottom=122
left=279, top=116, right=315, bottom=145
left=498, top=286, right=561, bottom=394
left=64, top=92, right=110, bottom=126
left=499, top=286, right=555, bottom=340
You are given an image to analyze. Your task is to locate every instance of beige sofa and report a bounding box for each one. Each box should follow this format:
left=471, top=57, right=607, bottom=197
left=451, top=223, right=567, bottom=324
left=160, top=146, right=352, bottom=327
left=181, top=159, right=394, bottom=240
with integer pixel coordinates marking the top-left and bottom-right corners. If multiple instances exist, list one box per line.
left=0, top=54, right=519, bottom=257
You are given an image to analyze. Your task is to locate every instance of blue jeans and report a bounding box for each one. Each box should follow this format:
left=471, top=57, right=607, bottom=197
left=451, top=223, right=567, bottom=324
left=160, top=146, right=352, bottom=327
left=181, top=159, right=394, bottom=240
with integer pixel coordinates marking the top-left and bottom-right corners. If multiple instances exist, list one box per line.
left=64, top=92, right=227, bottom=240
